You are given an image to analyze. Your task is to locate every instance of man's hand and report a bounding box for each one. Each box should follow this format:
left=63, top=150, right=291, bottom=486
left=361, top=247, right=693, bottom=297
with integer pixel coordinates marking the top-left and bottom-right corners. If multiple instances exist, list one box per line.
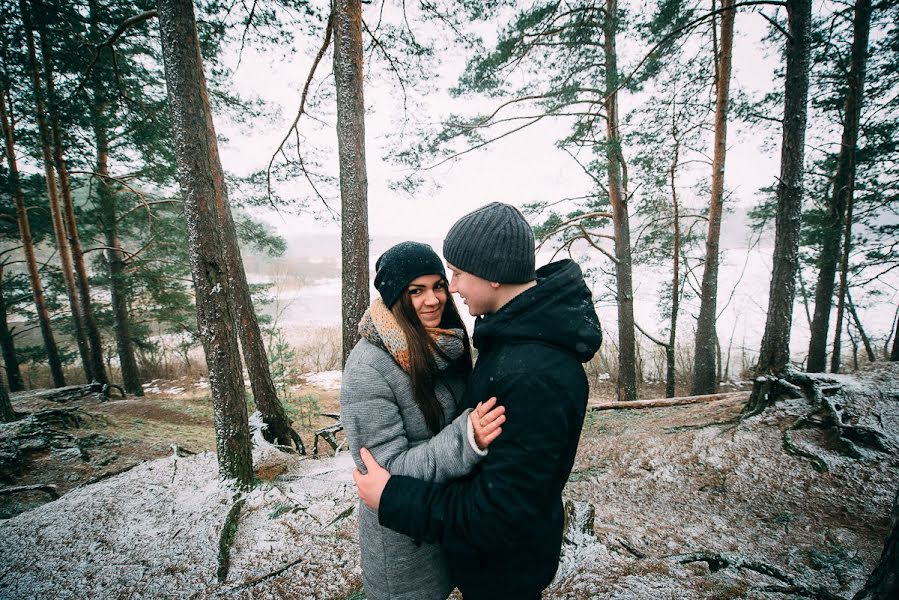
left=353, top=447, right=391, bottom=511
left=471, top=397, right=505, bottom=450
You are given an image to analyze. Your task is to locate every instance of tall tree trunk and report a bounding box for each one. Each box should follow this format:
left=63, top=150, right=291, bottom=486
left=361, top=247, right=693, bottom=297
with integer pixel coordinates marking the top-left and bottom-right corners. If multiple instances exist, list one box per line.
left=88, top=0, right=143, bottom=397
left=333, top=0, right=370, bottom=367
left=806, top=0, right=872, bottom=372
left=39, top=26, right=108, bottom=386
left=693, top=0, right=735, bottom=395
left=20, top=0, right=93, bottom=384
left=157, top=0, right=253, bottom=489
left=890, top=305, right=899, bottom=361
left=853, top=487, right=899, bottom=599
left=846, top=289, right=875, bottom=363
left=0, top=89, right=65, bottom=388
left=216, top=172, right=305, bottom=453
left=0, top=264, right=24, bottom=392
left=753, top=0, right=812, bottom=377
left=0, top=374, right=14, bottom=423
left=666, top=106, right=682, bottom=399
left=830, top=182, right=856, bottom=373
left=603, top=0, right=637, bottom=402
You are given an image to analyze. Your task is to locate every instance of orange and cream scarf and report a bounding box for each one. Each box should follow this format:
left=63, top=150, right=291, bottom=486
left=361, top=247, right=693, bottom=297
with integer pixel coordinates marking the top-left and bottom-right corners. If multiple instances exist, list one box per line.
left=358, top=298, right=466, bottom=373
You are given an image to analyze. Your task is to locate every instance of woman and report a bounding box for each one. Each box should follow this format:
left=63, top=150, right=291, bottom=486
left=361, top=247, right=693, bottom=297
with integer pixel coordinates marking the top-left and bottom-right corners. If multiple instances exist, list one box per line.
left=340, top=241, right=504, bottom=600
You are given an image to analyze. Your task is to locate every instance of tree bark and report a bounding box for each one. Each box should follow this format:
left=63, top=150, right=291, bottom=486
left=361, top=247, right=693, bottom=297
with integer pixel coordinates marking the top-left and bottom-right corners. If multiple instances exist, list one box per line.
left=666, top=105, right=682, bottom=399
left=88, top=0, right=143, bottom=397
left=39, top=26, right=108, bottom=386
left=20, top=0, right=93, bottom=384
left=693, top=0, right=735, bottom=395
left=0, top=264, right=25, bottom=392
left=157, top=0, right=253, bottom=489
left=830, top=177, right=856, bottom=374
left=891, top=305, right=899, bottom=361
left=215, top=164, right=305, bottom=453
left=852, top=486, right=899, bottom=599
left=0, top=374, right=14, bottom=423
left=806, top=0, right=872, bottom=373
left=604, top=0, right=638, bottom=402
left=0, top=89, right=65, bottom=388
left=333, top=0, right=370, bottom=367
left=847, top=288, right=875, bottom=364
left=754, top=0, right=812, bottom=376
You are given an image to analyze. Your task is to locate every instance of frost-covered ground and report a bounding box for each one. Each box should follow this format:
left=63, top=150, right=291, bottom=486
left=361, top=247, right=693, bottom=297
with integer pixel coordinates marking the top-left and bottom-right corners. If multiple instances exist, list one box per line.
left=1, top=364, right=897, bottom=599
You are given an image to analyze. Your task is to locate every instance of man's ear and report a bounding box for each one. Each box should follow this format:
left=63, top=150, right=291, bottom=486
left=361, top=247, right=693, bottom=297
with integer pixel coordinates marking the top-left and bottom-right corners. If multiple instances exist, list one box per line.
left=490, top=282, right=501, bottom=289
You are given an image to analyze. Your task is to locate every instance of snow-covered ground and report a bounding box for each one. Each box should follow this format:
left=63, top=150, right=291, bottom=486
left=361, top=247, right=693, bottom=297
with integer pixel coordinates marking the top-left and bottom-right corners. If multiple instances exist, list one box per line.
left=1, top=364, right=897, bottom=599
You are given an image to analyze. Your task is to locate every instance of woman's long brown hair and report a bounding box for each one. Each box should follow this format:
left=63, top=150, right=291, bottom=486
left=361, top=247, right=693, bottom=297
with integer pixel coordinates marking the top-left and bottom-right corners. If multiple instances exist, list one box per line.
left=392, top=280, right=472, bottom=435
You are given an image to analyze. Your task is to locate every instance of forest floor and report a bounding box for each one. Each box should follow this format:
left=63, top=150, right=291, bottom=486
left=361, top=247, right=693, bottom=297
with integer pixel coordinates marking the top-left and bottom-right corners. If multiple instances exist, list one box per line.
left=0, top=363, right=896, bottom=599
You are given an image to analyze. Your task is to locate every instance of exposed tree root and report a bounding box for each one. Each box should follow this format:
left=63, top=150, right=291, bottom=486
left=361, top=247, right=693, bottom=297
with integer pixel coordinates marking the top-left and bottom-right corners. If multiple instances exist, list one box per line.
left=743, top=371, right=891, bottom=472
left=216, top=498, right=245, bottom=583
left=671, top=552, right=845, bottom=600
left=782, top=429, right=830, bottom=473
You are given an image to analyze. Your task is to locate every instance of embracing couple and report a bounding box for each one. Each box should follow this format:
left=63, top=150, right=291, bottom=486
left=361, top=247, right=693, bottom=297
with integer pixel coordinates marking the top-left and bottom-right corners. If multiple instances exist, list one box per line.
left=340, top=202, right=603, bottom=600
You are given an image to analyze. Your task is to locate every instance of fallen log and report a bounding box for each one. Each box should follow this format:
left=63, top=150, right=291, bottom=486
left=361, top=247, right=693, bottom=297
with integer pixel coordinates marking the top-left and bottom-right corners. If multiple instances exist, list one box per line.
left=0, top=483, right=59, bottom=500
left=9, top=382, right=122, bottom=404
left=588, top=391, right=749, bottom=411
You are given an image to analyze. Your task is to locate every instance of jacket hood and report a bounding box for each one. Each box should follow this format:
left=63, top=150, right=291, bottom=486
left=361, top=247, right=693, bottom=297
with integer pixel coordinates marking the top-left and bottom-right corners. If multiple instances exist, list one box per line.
left=472, top=259, right=602, bottom=362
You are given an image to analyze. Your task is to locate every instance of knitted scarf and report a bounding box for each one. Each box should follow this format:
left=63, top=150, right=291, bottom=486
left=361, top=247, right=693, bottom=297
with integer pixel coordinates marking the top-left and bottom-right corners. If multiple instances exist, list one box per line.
left=358, top=298, right=465, bottom=373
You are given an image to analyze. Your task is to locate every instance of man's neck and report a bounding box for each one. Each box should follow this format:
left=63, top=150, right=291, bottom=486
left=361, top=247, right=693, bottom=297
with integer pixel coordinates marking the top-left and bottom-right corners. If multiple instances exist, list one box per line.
left=491, top=280, right=537, bottom=314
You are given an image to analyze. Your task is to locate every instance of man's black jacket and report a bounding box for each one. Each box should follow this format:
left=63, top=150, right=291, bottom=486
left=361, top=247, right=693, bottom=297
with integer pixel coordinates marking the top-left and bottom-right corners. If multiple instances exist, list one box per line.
left=378, top=259, right=603, bottom=600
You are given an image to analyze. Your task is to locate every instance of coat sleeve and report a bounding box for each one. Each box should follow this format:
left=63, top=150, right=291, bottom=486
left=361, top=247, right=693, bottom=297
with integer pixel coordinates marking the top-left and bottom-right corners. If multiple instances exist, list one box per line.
left=378, top=373, right=575, bottom=551
left=340, top=361, right=483, bottom=484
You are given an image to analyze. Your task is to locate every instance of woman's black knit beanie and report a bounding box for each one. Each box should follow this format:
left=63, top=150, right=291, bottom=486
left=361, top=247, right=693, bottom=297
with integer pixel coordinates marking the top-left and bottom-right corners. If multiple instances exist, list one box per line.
left=374, top=241, right=447, bottom=308
left=443, top=202, right=536, bottom=283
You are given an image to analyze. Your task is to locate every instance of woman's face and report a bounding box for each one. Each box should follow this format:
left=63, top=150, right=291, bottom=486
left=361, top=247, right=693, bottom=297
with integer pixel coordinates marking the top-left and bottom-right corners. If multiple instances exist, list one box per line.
left=407, top=274, right=448, bottom=328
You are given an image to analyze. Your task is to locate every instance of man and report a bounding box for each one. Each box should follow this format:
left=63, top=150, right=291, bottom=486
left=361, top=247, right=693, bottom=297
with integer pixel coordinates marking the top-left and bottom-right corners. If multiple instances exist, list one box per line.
left=354, top=202, right=602, bottom=600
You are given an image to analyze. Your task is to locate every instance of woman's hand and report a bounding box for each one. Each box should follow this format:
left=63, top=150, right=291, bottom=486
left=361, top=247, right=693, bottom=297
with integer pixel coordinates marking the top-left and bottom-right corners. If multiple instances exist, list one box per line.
left=471, top=397, right=506, bottom=450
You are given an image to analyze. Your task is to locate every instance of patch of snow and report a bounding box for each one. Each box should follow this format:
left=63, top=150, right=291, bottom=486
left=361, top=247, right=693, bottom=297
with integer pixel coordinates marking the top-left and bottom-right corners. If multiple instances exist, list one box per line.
left=301, top=370, right=343, bottom=390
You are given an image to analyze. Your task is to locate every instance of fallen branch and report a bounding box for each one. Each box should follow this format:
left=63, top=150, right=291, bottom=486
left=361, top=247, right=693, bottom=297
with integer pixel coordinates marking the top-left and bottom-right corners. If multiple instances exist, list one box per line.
left=223, top=556, right=304, bottom=593
left=589, top=391, right=749, bottom=411
left=312, top=422, right=343, bottom=456
left=670, top=552, right=845, bottom=600
left=0, top=483, right=59, bottom=500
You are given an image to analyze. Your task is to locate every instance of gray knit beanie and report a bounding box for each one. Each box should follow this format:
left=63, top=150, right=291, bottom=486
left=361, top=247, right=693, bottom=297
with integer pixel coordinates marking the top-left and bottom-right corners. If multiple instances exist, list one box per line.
left=443, top=202, right=536, bottom=283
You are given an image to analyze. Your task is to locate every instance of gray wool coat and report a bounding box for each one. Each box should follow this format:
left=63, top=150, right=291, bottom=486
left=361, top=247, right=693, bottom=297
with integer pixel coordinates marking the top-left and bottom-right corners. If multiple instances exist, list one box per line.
left=340, top=338, right=482, bottom=600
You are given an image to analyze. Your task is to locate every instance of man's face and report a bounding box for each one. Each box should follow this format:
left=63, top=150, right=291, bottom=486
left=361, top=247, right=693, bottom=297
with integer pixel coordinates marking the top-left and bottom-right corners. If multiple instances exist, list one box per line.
left=447, top=263, right=497, bottom=317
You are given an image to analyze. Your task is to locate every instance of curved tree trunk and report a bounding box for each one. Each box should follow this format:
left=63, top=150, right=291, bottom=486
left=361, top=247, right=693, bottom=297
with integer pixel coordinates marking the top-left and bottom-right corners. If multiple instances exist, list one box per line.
left=0, top=89, right=65, bottom=388
left=39, top=28, right=108, bottom=386
left=20, top=0, right=93, bottom=384
left=216, top=179, right=305, bottom=453
left=604, top=0, right=637, bottom=402
left=807, top=0, right=872, bottom=373
left=693, top=0, right=735, bottom=395
left=157, top=0, right=253, bottom=489
left=88, top=0, right=143, bottom=397
left=333, top=0, right=370, bottom=368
